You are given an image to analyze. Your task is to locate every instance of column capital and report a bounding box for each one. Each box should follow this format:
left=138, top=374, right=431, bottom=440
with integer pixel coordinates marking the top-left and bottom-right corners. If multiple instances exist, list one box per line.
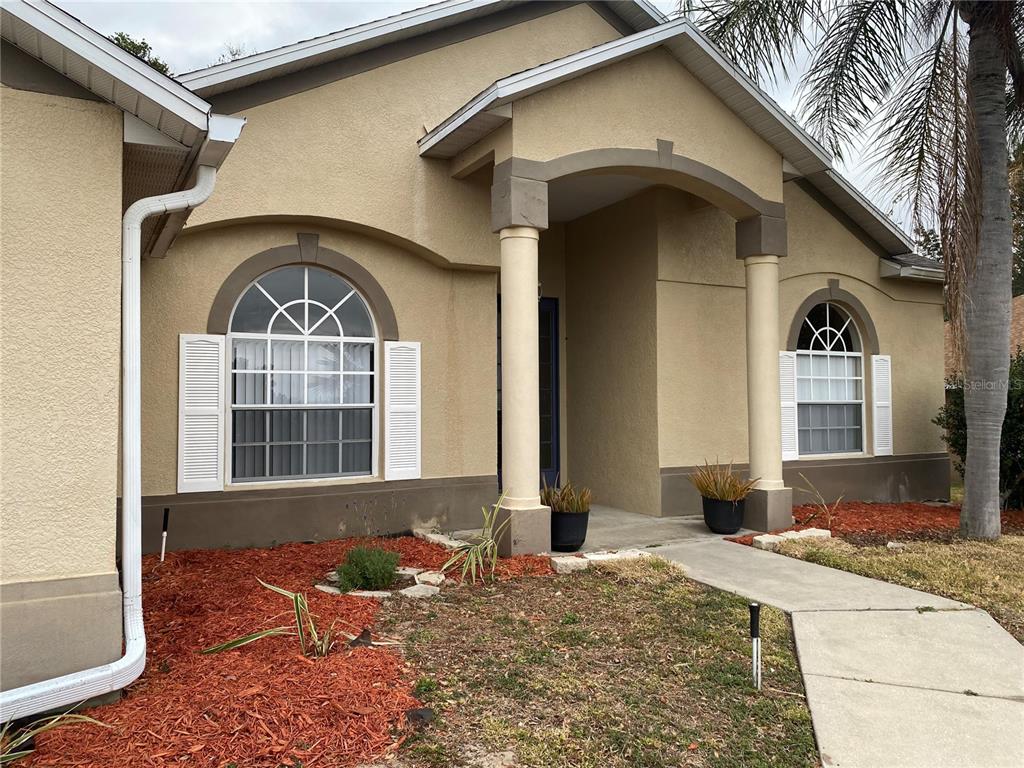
left=498, top=226, right=540, bottom=241
left=492, top=168, right=548, bottom=233
left=736, top=214, right=787, bottom=259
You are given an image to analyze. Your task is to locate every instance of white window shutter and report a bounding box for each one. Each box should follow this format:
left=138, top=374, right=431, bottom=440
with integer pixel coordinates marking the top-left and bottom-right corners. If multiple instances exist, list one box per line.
left=177, top=334, right=225, bottom=493
left=385, top=341, right=421, bottom=480
left=779, top=351, right=799, bottom=461
left=872, top=354, right=893, bottom=456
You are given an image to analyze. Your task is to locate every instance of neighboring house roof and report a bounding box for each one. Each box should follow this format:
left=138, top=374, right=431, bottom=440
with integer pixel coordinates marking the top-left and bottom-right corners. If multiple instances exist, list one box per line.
left=945, top=295, right=1024, bottom=376
left=178, top=0, right=664, bottom=96
left=0, top=0, right=245, bottom=257
left=418, top=15, right=936, bottom=279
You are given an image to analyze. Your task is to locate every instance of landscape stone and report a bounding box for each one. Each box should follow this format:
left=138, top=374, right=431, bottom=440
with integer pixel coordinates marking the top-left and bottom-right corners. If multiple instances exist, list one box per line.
left=550, top=556, right=590, bottom=574
left=399, top=584, right=441, bottom=599
left=415, top=571, right=445, bottom=586
left=887, top=541, right=908, bottom=550
left=752, top=534, right=786, bottom=552
left=348, top=590, right=392, bottom=599
left=792, top=528, right=832, bottom=540
left=315, top=584, right=342, bottom=595
left=396, top=566, right=423, bottom=577
left=412, top=529, right=467, bottom=550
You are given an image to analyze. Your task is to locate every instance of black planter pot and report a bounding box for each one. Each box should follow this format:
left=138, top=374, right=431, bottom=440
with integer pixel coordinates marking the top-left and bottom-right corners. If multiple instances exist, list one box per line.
left=701, top=497, right=745, bottom=535
left=551, top=510, right=590, bottom=552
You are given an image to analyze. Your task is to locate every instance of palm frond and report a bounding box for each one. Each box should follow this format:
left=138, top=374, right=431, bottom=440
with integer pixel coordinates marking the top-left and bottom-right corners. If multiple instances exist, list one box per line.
left=686, top=0, right=824, bottom=86
left=797, top=1, right=915, bottom=159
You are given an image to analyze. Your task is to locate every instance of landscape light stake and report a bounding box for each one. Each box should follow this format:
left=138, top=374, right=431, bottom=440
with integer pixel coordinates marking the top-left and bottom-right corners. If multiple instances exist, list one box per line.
left=160, top=508, right=170, bottom=562
left=750, top=602, right=761, bottom=690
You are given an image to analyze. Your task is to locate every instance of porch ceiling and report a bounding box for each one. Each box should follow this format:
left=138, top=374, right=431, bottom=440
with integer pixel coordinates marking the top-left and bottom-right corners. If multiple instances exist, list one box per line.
left=548, top=173, right=655, bottom=222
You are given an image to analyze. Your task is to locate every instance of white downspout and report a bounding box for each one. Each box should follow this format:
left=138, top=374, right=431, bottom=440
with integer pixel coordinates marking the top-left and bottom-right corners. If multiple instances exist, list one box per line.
left=0, top=165, right=219, bottom=722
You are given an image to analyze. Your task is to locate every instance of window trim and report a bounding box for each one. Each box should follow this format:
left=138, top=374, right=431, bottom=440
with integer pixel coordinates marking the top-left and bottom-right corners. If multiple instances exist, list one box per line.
left=224, top=265, right=381, bottom=486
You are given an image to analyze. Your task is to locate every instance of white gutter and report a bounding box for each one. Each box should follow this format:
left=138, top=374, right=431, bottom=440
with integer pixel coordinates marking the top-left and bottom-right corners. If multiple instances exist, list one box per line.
left=0, top=166, right=220, bottom=723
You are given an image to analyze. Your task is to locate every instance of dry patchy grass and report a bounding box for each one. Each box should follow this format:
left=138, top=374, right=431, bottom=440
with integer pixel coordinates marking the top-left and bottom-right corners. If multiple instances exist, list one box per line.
left=381, top=558, right=817, bottom=768
left=778, top=535, right=1024, bottom=642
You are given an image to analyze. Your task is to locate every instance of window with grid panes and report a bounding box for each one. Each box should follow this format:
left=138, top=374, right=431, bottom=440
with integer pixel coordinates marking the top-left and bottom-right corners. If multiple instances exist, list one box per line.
left=228, top=266, right=375, bottom=481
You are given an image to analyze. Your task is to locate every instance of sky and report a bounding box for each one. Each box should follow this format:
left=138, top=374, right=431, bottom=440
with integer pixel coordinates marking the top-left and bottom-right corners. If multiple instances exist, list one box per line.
left=56, top=0, right=889, bottom=223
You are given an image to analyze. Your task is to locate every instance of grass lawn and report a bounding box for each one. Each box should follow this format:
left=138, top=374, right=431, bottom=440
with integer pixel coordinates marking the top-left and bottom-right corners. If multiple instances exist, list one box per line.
left=381, top=558, right=817, bottom=768
left=778, top=535, right=1024, bottom=642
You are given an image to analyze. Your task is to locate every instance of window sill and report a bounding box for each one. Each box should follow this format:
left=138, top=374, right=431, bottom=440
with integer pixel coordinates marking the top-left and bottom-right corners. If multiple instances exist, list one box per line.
left=790, top=452, right=869, bottom=462
left=224, top=474, right=379, bottom=492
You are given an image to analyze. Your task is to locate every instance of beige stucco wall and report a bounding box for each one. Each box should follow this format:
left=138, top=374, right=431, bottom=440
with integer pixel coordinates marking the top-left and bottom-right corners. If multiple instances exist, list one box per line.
left=564, top=191, right=661, bottom=515
left=655, top=182, right=945, bottom=471
left=0, top=86, right=122, bottom=583
left=511, top=48, right=784, bottom=204
left=187, top=3, right=622, bottom=268
left=143, top=223, right=497, bottom=497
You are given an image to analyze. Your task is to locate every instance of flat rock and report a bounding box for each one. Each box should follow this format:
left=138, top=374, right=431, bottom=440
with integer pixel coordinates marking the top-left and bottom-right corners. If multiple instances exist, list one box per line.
left=348, top=590, right=392, bottom=599
left=415, top=570, right=445, bottom=586
left=324, top=571, right=339, bottom=583
left=397, top=566, right=423, bottom=577
left=887, top=541, right=908, bottom=550
left=752, top=534, right=786, bottom=552
left=399, top=584, right=441, bottom=599
left=315, top=584, right=342, bottom=595
left=551, top=556, right=590, bottom=574
left=412, top=529, right=467, bottom=550
left=790, top=528, right=831, bottom=540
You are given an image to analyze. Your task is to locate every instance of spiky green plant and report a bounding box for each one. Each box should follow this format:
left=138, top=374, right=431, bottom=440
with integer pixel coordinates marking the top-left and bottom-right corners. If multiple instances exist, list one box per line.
left=443, top=493, right=512, bottom=584
left=1, top=711, right=107, bottom=764
left=689, top=460, right=759, bottom=502
left=202, top=579, right=335, bottom=657
left=796, top=472, right=845, bottom=530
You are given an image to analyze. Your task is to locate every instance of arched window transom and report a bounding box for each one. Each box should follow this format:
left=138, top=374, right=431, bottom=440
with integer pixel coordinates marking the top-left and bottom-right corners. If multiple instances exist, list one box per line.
left=228, top=265, right=376, bottom=482
left=795, top=302, right=864, bottom=455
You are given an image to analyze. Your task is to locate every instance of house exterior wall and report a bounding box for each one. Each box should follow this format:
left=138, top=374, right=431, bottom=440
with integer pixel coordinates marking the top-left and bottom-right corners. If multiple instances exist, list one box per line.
left=657, top=183, right=948, bottom=514
left=510, top=48, right=784, bottom=204
left=186, top=3, right=623, bottom=268
left=141, top=222, right=500, bottom=548
left=564, top=191, right=661, bottom=516
left=0, top=84, right=123, bottom=688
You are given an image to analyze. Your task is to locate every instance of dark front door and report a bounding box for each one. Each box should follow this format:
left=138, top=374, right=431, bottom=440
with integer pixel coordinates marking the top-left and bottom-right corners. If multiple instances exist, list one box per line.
left=538, top=297, right=560, bottom=487
left=497, top=297, right=561, bottom=489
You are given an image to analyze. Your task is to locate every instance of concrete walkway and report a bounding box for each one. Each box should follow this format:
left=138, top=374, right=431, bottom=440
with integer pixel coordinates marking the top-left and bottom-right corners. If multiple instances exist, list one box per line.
left=653, top=537, right=1024, bottom=768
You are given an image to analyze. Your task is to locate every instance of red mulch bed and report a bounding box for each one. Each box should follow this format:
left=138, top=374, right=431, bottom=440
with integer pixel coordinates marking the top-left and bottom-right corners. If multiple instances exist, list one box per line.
left=27, top=537, right=551, bottom=768
left=728, top=502, right=1024, bottom=546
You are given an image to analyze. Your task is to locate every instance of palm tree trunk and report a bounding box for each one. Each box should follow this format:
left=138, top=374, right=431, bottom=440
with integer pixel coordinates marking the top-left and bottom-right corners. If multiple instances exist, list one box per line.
left=961, top=3, right=1013, bottom=539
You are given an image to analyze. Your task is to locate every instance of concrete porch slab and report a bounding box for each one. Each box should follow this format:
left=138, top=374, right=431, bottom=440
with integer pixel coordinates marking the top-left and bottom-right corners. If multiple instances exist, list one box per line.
left=792, top=609, right=1024, bottom=699
left=656, top=538, right=967, bottom=612
left=802, top=674, right=1024, bottom=768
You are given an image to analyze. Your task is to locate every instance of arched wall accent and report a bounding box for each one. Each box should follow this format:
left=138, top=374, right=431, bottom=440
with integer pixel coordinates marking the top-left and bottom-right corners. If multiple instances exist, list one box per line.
left=787, top=279, right=879, bottom=355
left=207, top=232, right=400, bottom=340
left=499, top=142, right=786, bottom=221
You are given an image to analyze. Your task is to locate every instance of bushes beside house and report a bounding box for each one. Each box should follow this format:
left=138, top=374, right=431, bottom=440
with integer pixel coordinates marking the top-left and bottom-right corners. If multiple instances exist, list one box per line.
left=934, top=346, right=1024, bottom=508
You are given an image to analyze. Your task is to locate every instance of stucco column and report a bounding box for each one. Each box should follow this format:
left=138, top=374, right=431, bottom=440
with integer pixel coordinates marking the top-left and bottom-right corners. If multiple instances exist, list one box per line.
left=493, top=171, right=550, bottom=554
left=737, top=215, right=793, bottom=531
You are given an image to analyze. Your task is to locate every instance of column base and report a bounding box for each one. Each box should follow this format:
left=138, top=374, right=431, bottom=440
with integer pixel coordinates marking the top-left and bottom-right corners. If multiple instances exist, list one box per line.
left=495, top=504, right=551, bottom=556
left=744, top=487, right=793, bottom=532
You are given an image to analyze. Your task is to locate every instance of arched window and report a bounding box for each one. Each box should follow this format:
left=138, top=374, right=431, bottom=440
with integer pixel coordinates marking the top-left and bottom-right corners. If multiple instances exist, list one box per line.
left=228, top=265, right=376, bottom=482
left=795, top=302, right=864, bottom=455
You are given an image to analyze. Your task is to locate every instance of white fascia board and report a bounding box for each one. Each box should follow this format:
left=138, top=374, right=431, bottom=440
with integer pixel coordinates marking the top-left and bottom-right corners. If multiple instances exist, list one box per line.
left=178, top=0, right=507, bottom=93
left=5, top=0, right=210, bottom=131
left=880, top=259, right=944, bottom=283
left=419, top=18, right=690, bottom=156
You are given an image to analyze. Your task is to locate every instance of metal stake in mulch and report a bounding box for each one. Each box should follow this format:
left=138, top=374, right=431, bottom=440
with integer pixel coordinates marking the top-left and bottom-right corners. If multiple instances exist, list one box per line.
left=749, top=602, right=762, bottom=690
left=160, top=507, right=170, bottom=562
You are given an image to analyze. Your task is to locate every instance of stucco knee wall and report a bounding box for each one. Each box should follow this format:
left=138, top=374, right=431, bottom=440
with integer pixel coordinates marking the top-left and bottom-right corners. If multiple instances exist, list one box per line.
left=0, top=86, right=122, bottom=584
left=142, top=222, right=498, bottom=497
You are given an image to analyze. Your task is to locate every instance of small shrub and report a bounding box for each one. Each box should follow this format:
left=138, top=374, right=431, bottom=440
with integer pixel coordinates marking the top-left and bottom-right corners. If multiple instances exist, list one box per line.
left=689, top=460, right=759, bottom=501
left=934, top=346, right=1024, bottom=508
left=335, top=547, right=400, bottom=592
left=443, top=492, right=511, bottom=584
left=541, top=478, right=593, bottom=513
